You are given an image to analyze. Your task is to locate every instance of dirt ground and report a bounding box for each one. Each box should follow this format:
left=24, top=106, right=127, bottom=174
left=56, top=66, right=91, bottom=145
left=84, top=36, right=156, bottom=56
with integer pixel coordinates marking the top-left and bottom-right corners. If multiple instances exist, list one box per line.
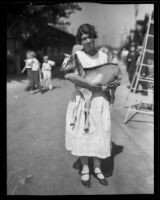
left=7, top=62, right=154, bottom=195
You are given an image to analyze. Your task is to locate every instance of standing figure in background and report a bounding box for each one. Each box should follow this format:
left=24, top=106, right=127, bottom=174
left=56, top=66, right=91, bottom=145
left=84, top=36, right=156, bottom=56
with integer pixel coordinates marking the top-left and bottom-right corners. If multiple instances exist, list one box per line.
left=41, top=55, right=55, bottom=90
left=21, top=51, right=33, bottom=92
left=111, top=49, right=119, bottom=65
left=125, top=29, right=136, bottom=80
left=30, top=51, right=43, bottom=94
left=128, top=20, right=145, bottom=89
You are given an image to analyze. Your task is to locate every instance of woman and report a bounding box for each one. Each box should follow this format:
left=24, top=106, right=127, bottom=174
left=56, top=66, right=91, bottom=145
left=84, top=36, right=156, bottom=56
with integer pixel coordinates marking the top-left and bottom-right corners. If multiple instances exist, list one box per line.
left=65, top=24, right=116, bottom=188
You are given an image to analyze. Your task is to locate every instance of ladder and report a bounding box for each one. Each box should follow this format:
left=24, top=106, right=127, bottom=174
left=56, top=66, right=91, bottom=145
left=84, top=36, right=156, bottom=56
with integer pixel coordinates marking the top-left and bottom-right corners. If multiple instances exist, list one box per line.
left=124, top=11, right=154, bottom=124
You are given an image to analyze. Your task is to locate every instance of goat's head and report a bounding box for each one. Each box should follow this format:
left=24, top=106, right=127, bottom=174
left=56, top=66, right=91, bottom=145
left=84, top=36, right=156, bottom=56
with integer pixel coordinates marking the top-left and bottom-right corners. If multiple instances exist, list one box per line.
left=61, top=53, right=76, bottom=74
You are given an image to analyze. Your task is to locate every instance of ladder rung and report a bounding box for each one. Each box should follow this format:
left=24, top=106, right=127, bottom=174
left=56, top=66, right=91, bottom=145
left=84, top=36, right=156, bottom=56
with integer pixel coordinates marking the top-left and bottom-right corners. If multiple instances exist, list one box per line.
left=142, top=102, right=154, bottom=105
left=150, top=20, right=154, bottom=24
left=139, top=78, right=154, bottom=83
left=130, top=108, right=153, bottom=115
left=131, top=88, right=152, bottom=92
left=148, top=34, right=154, bottom=37
left=139, top=76, right=154, bottom=80
left=141, top=63, right=154, bottom=68
left=135, top=72, right=154, bottom=80
left=145, top=49, right=154, bottom=53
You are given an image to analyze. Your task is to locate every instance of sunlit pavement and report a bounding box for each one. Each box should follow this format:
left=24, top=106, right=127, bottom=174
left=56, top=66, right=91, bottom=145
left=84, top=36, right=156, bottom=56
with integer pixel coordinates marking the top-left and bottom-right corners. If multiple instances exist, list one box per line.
left=7, top=62, right=153, bottom=195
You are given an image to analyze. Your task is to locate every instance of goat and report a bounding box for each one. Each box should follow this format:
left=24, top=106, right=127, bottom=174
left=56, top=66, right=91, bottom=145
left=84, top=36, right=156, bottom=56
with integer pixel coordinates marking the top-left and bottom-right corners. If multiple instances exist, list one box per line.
left=61, top=53, right=122, bottom=132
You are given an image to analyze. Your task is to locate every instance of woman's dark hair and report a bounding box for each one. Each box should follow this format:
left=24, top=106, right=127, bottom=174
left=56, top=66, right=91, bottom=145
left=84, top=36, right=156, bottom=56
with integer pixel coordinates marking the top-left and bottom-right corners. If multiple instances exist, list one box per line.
left=76, top=24, right=98, bottom=44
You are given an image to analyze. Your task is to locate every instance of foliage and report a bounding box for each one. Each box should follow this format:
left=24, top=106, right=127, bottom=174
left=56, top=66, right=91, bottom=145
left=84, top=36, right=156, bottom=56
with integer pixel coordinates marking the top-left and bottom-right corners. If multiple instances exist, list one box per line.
left=7, top=3, right=81, bottom=40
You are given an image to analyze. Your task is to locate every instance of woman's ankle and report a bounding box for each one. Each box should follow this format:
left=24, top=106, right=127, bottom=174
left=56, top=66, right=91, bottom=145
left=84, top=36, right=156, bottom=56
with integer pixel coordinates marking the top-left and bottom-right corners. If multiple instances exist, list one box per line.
left=94, top=167, right=101, bottom=173
left=81, top=165, right=89, bottom=173
left=94, top=167, right=104, bottom=179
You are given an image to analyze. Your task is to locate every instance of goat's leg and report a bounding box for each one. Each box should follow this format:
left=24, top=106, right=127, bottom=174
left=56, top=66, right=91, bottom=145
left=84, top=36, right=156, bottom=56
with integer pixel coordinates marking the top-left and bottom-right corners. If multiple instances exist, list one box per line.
left=79, top=88, right=92, bottom=132
left=70, top=105, right=77, bottom=127
left=83, top=91, right=92, bottom=132
left=110, top=88, right=116, bottom=105
left=70, top=97, right=80, bottom=128
left=84, top=98, right=91, bottom=132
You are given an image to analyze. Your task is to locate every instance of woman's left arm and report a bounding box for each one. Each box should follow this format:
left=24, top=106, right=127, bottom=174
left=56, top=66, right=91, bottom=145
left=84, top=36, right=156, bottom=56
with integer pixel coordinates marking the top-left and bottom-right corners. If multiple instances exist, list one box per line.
left=108, top=79, right=121, bottom=88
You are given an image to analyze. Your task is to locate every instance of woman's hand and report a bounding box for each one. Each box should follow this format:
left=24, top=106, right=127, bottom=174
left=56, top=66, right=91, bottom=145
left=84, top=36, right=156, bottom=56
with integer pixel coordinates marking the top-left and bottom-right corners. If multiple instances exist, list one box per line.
left=101, top=85, right=108, bottom=92
left=108, top=79, right=121, bottom=88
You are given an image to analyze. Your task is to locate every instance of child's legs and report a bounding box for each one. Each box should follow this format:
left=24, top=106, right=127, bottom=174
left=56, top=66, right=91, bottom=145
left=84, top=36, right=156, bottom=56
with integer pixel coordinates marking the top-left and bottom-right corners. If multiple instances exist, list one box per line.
left=30, top=71, right=34, bottom=90
left=43, top=71, right=48, bottom=87
left=27, top=69, right=32, bottom=81
left=47, top=71, right=52, bottom=89
left=35, top=71, right=42, bottom=90
left=26, top=69, right=32, bottom=89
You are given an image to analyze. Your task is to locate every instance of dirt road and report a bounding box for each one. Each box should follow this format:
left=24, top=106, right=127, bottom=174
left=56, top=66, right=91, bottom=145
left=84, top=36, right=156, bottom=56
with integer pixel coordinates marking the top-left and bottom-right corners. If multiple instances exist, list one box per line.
left=7, top=63, right=153, bottom=195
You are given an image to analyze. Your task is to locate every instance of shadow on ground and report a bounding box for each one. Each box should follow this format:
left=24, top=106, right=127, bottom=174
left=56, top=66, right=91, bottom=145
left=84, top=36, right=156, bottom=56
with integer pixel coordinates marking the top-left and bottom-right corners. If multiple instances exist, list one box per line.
left=39, top=86, right=61, bottom=94
left=7, top=69, right=65, bottom=84
left=72, top=142, right=124, bottom=177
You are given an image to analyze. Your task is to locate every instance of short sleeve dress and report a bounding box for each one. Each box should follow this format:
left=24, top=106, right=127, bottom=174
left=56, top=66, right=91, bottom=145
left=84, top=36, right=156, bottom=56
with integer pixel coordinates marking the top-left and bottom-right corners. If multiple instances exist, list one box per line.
left=65, top=50, right=111, bottom=159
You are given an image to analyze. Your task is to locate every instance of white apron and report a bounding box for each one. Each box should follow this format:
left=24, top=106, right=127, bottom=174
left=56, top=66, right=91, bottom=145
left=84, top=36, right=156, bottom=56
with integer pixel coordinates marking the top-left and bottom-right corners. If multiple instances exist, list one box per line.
left=65, top=50, right=111, bottom=159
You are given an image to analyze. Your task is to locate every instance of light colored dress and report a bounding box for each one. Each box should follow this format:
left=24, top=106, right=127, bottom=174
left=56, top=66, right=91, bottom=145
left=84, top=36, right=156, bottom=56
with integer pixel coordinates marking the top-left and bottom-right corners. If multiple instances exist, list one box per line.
left=65, top=50, right=111, bottom=159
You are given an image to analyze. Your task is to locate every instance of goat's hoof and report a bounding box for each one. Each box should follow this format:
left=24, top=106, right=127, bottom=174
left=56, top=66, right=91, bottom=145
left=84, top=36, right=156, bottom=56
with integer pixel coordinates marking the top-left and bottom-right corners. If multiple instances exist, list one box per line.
left=70, top=123, right=75, bottom=126
left=84, top=126, right=89, bottom=132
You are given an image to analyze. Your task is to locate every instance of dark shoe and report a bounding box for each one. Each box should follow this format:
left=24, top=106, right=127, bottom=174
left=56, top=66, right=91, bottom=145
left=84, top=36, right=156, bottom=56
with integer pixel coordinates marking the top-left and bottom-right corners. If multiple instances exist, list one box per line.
left=81, top=172, right=91, bottom=188
left=25, top=87, right=31, bottom=91
left=141, top=91, right=148, bottom=96
left=127, top=86, right=134, bottom=92
left=28, top=90, right=34, bottom=94
left=127, top=85, right=130, bottom=89
left=130, top=88, right=139, bottom=93
left=94, top=171, right=108, bottom=186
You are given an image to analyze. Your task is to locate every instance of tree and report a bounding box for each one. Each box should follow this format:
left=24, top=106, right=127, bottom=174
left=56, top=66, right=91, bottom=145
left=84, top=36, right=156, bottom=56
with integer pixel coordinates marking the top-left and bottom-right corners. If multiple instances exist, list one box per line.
left=7, top=3, right=82, bottom=40
left=7, top=3, right=81, bottom=75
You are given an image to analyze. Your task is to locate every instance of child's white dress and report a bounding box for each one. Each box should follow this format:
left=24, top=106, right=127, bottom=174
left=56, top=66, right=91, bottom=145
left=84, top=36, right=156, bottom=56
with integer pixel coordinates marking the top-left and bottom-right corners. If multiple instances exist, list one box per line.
left=65, top=50, right=111, bottom=159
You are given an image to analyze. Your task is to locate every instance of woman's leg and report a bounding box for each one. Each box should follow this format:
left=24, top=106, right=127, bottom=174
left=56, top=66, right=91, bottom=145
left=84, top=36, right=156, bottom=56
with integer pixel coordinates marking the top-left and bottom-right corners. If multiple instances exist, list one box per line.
left=80, top=156, right=89, bottom=181
left=93, top=157, right=105, bottom=179
left=93, top=157, right=108, bottom=186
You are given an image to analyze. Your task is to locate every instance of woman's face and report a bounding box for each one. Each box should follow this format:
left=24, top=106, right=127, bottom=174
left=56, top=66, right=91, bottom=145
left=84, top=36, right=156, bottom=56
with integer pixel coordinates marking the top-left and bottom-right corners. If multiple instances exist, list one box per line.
left=81, top=33, right=95, bottom=52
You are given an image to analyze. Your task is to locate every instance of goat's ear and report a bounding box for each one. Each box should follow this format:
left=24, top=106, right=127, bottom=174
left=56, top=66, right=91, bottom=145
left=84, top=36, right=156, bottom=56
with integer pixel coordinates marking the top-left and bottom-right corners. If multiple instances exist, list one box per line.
left=64, top=53, right=70, bottom=57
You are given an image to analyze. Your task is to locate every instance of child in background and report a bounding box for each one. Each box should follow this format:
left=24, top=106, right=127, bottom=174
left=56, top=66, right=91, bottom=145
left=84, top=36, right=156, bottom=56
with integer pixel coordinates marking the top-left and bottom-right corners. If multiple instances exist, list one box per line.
left=21, top=51, right=33, bottom=91
left=41, top=56, right=55, bottom=90
left=30, top=51, right=43, bottom=94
